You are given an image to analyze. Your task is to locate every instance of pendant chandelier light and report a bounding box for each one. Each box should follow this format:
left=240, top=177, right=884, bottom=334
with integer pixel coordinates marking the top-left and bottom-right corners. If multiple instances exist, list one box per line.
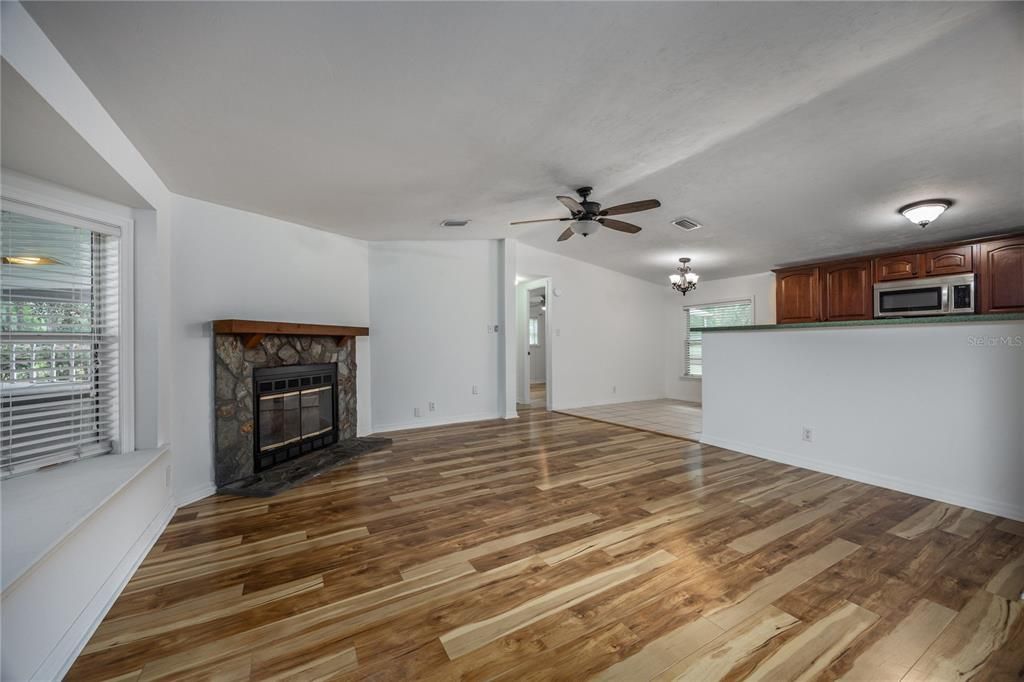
left=669, top=257, right=699, bottom=295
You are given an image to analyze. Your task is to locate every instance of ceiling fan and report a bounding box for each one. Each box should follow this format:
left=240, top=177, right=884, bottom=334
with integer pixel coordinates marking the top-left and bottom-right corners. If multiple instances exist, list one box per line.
left=511, top=187, right=661, bottom=242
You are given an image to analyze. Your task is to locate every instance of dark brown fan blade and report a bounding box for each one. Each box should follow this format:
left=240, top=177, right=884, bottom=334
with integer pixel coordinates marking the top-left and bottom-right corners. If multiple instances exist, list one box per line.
left=557, top=226, right=575, bottom=242
left=598, top=218, right=642, bottom=234
left=556, top=195, right=583, bottom=215
left=510, top=217, right=572, bottom=225
left=599, top=199, right=661, bottom=216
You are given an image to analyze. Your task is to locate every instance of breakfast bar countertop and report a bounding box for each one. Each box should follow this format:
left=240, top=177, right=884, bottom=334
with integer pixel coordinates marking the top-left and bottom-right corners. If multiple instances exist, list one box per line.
left=703, top=312, right=1024, bottom=332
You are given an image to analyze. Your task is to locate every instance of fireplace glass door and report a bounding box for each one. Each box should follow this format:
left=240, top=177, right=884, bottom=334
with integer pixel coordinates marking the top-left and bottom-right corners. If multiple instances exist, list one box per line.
left=259, top=392, right=301, bottom=451
left=300, top=386, right=334, bottom=439
left=253, top=364, right=338, bottom=471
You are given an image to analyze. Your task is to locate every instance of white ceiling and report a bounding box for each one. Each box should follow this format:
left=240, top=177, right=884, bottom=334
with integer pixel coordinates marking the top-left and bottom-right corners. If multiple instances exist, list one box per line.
left=1, top=60, right=150, bottom=208
left=24, top=2, right=1024, bottom=281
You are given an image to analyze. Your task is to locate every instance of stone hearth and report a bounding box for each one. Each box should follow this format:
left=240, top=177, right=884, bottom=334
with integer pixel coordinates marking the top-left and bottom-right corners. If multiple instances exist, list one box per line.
left=214, top=333, right=357, bottom=487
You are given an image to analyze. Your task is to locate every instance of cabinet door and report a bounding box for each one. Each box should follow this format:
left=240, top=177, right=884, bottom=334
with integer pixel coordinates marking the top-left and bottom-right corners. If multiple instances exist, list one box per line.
left=776, top=267, right=821, bottom=323
left=874, top=253, right=921, bottom=281
left=823, top=260, right=873, bottom=320
left=924, top=244, right=973, bottom=276
left=979, top=236, right=1024, bottom=313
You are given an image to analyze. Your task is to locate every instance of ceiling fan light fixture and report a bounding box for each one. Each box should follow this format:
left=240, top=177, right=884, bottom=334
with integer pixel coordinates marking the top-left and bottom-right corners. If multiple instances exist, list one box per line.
left=899, top=200, right=951, bottom=228
left=511, top=187, right=658, bottom=242
left=571, top=219, right=601, bottom=237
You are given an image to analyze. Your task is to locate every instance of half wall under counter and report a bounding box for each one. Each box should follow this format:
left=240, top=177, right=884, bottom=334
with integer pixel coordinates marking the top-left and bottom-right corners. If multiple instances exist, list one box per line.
left=699, top=315, right=1024, bottom=521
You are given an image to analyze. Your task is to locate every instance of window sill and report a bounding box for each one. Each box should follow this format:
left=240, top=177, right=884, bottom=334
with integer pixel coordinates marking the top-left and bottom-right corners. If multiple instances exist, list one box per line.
left=678, top=375, right=703, bottom=381
left=1, top=447, right=167, bottom=593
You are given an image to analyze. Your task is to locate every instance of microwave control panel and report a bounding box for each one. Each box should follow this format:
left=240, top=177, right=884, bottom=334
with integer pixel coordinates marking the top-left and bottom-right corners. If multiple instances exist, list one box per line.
left=952, top=284, right=973, bottom=311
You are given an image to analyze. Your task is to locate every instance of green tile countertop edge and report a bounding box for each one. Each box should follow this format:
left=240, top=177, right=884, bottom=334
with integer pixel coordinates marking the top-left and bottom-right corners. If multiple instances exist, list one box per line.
left=703, top=312, right=1024, bottom=332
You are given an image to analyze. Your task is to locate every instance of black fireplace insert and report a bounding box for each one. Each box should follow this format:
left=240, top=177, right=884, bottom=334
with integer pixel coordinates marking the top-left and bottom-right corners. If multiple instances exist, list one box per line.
left=252, top=363, right=338, bottom=472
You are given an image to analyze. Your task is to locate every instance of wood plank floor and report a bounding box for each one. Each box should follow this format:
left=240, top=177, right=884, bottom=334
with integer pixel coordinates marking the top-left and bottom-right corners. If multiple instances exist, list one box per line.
left=67, top=408, right=1024, bottom=681
left=560, top=399, right=704, bottom=442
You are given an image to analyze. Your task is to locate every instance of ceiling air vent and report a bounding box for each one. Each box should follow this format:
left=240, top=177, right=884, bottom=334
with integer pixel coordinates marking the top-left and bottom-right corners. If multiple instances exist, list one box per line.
left=672, top=217, right=703, bottom=231
left=440, top=219, right=471, bottom=228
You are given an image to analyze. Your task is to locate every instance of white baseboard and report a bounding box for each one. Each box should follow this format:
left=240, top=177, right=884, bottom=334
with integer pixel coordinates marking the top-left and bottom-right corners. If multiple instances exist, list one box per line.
left=700, top=434, right=1024, bottom=522
left=372, top=411, right=502, bottom=434
left=39, top=499, right=176, bottom=681
left=176, top=482, right=217, bottom=507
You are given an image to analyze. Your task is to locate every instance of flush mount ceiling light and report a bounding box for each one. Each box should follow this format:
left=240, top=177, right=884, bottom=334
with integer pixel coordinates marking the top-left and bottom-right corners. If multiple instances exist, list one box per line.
left=1, top=255, right=62, bottom=265
left=669, top=257, right=699, bottom=295
left=899, top=199, right=952, bottom=228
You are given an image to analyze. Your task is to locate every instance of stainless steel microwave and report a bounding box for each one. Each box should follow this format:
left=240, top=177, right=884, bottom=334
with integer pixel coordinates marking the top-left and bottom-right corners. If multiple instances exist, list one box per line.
left=874, top=274, right=975, bottom=318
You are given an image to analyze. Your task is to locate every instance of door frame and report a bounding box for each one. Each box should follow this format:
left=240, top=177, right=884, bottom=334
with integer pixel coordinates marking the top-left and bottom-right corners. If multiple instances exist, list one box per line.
left=518, top=277, right=553, bottom=410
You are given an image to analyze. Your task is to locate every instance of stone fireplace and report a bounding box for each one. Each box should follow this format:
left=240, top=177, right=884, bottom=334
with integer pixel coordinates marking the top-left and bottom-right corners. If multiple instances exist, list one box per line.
left=211, top=320, right=380, bottom=493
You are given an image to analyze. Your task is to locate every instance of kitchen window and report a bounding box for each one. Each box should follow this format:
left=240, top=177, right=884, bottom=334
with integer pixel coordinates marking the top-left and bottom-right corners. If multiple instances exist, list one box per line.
left=683, top=300, right=753, bottom=377
left=1, top=199, right=129, bottom=478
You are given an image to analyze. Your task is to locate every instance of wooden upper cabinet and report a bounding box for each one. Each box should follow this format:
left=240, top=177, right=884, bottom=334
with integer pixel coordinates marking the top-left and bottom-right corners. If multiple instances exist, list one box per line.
left=924, top=244, right=973, bottom=276
left=775, top=232, right=1023, bottom=322
left=776, top=266, right=821, bottom=324
left=822, top=260, right=873, bottom=321
left=979, top=236, right=1024, bottom=313
left=874, top=253, right=921, bottom=282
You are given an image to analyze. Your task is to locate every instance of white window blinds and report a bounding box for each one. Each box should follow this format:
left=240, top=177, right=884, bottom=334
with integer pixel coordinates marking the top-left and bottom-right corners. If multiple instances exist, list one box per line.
left=683, top=300, right=752, bottom=377
left=1, top=206, right=121, bottom=478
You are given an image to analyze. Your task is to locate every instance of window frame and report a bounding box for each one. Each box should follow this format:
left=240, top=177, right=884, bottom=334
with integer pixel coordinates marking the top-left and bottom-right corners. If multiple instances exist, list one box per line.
left=1, top=187, right=135, bottom=474
left=681, top=298, right=754, bottom=379
left=528, top=317, right=540, bottom=347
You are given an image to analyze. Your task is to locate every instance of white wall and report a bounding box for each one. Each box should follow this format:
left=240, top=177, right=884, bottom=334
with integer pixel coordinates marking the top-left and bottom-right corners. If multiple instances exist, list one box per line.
left=664, top=272, right=776, bottom=403
left=517, top=243, right=666, bottom=410
left=369, top=241, right=501, bottom=431
left=170, top=195, right=371, bottom=499
left=701, top=321, right=1024, bottom=521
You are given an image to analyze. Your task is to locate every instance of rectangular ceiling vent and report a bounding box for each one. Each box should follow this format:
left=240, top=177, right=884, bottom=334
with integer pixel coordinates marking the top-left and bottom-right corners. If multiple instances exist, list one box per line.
left=440, top=219, right=471, bottom=228
left=671, top=218, right=704, bottom=231
left=672, top=217, right=703, bottom=231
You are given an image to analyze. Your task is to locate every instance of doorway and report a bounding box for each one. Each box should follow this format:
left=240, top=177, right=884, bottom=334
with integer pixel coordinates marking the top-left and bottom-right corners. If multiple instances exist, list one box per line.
left=527, top=286, right=547, bottom=407
left=516, top=277, right=552, bottom=411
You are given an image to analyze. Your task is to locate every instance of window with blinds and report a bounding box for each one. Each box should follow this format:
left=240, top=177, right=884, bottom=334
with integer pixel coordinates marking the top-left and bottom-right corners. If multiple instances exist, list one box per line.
left=683, top=300, right=752, bottom=377
left=1, top=205, right=121, bottom=478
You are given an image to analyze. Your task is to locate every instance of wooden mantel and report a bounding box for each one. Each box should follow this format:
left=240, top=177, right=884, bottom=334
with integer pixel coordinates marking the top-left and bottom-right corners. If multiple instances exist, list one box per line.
left=212, top=319, right=369, bottom=349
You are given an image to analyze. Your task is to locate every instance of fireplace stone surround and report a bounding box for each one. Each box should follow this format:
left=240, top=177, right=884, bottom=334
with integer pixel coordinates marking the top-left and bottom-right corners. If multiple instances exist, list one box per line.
left=213, top=332, right=357, bottom=487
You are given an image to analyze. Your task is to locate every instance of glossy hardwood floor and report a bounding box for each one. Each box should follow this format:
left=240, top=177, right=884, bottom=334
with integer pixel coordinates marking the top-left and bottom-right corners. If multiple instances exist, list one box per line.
left=68, top=409, right=1024, bottom=681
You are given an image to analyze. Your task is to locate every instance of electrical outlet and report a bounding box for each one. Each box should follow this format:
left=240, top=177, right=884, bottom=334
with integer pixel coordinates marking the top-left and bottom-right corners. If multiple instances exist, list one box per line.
left=428, top=401, right=436, bottom=412
left=414, top=407, right=422, bottom=418
left=472, top=385, right=479, bottom=395
left=802, top=427, right=813, bottom=442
